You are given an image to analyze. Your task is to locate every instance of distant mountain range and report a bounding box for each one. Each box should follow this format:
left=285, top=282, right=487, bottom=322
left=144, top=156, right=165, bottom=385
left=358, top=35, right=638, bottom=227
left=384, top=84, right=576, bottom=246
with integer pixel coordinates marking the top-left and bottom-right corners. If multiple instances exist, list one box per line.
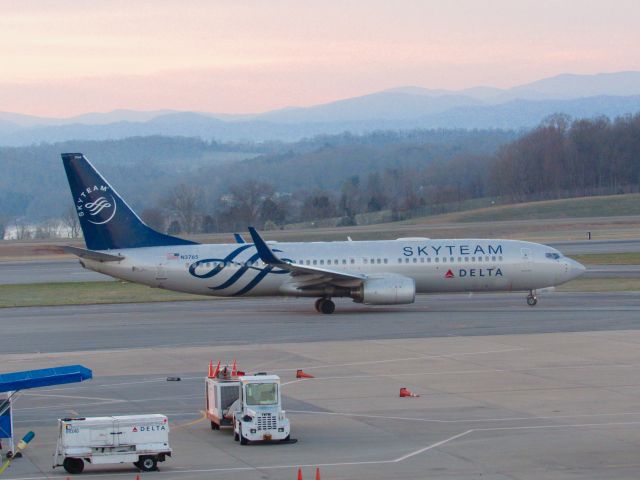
left=2, top=71, right=640, bottom=145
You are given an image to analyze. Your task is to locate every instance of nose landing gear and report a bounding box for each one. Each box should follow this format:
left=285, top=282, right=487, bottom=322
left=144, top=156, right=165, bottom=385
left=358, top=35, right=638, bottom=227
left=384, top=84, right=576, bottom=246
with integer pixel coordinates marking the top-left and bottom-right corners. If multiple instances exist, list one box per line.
left=526, top=290, right=538, bottom=306
left=314, top=297, right=336, bottom=314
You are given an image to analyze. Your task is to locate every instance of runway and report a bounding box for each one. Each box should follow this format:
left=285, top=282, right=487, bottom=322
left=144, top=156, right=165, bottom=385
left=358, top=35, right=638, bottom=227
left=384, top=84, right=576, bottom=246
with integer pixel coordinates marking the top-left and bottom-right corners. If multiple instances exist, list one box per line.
left=0, top=259, right=109, bottom=285
left=549, top=238, right=640, bottom=254
left=3, top=293, right=640, bottom=355
left=3, top=293, right=640, bottom=479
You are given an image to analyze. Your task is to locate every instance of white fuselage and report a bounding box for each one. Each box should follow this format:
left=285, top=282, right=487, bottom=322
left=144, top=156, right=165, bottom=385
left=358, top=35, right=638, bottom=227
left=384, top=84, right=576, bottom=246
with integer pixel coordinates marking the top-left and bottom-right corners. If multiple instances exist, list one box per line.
left=81, top=238, right=585, bottom=299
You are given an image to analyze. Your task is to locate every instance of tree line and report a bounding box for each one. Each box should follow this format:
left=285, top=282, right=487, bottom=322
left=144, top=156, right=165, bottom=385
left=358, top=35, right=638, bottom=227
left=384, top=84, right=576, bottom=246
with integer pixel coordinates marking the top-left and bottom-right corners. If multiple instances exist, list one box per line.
left=2, top=114, right=639, bottom=238
left=152, top=114, right=640, bottom=234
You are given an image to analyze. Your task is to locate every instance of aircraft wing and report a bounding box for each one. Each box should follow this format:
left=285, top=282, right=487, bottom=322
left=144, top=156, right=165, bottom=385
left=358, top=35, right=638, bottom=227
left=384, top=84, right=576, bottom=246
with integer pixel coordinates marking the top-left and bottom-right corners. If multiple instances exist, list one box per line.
left=63, top=245, right=124, bottom=262
left=248, top=227, right=365, bottom=289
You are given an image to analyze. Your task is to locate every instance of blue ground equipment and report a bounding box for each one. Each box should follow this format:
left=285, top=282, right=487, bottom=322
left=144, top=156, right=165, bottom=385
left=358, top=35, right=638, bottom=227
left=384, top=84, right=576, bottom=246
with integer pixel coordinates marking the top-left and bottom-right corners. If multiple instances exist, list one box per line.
left=0, top=365, right=92, bottom=458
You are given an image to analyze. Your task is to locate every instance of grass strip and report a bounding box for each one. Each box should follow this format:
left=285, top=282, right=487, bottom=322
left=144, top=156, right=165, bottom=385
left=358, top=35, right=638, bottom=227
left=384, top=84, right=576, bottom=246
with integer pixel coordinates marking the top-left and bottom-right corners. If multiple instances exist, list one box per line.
left=0, top=281, right=213, bottom=308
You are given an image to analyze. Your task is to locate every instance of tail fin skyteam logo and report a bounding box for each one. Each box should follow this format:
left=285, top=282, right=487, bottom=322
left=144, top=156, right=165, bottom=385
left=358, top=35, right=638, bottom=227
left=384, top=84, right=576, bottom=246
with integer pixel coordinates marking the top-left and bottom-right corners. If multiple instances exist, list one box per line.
left=76, top=185, right=117, bottom=225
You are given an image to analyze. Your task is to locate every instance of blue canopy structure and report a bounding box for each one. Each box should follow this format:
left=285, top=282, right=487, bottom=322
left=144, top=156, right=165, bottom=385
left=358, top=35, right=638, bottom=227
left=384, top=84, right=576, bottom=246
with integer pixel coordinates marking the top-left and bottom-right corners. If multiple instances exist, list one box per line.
left=0, top=365, right=93, bottom=393
left=0, top=365, right=92, bottom=453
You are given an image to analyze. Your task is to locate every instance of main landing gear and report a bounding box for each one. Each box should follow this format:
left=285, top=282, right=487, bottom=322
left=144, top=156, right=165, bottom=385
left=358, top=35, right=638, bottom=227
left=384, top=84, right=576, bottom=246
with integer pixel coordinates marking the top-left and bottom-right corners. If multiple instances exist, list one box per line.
left=526, top=290, right=538, bottom=306
left=314, top=297, right=336, bottom=314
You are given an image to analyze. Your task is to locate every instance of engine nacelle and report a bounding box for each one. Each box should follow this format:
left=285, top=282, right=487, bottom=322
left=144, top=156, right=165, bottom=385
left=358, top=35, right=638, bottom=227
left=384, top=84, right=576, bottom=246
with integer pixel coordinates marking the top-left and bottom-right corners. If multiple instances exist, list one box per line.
left=353, top=275, right=416, bottom=305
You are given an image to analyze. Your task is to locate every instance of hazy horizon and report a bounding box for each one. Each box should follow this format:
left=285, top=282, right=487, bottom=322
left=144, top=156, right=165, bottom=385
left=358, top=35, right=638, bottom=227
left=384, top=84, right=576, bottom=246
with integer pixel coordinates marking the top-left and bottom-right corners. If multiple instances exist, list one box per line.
left=3, top=0, right=640, bottom=117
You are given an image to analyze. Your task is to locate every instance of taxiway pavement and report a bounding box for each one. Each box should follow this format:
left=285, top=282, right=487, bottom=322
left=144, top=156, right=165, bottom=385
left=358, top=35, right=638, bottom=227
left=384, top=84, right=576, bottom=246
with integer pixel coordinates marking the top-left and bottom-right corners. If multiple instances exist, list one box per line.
left=3, top=293, right=640, bottom=479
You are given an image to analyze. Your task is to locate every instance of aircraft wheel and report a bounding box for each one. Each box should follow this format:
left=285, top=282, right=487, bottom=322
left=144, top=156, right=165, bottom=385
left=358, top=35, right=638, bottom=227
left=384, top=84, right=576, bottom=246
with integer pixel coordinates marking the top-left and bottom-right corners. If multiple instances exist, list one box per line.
left=527, top=295, right=538, bottom=306
left=320, top=299, right=335, bottom=314
left=314, top=298, right=324, bottom=313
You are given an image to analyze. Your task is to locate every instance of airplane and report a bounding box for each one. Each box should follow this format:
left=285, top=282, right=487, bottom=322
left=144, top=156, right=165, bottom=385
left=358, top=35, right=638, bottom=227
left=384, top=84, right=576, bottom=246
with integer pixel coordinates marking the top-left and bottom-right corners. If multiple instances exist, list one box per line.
left=61, top=153, right=586, bottom=314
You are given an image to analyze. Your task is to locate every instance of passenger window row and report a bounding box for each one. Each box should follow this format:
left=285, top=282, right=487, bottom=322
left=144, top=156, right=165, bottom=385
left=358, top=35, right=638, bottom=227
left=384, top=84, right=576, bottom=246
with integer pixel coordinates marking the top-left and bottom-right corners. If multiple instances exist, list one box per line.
left=397, top=256, right=502, bottom=263
left=192, top=255, right=503, bottom=269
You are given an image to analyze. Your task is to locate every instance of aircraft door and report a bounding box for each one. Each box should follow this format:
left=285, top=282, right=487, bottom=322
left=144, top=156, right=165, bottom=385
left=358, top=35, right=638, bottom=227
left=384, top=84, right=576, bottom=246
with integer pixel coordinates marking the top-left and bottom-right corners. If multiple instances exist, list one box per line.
left=156, top=263, right=167, bottom=281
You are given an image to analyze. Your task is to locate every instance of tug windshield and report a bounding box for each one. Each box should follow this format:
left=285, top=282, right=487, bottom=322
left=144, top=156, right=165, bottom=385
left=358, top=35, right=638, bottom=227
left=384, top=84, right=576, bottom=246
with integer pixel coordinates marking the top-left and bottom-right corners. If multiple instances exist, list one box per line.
left=245, top=383, right=277, bottom=405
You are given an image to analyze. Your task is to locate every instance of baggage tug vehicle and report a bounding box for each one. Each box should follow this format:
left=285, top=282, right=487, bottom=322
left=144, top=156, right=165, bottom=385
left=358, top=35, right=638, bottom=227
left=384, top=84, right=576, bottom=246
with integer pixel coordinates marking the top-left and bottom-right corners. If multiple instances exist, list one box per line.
left=205, top=362, right=290, bottom=444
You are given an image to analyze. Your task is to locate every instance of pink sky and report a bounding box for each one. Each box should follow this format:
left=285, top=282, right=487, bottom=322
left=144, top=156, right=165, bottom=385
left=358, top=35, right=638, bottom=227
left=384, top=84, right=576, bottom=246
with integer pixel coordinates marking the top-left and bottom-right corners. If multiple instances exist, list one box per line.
left=2, top=0, right=639, bottom=117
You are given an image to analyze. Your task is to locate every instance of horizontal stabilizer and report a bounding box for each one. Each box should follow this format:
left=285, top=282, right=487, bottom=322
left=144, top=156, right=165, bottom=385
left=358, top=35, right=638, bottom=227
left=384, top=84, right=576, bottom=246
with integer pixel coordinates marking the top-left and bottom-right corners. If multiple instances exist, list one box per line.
left=63, top=245, right=124, bottom=262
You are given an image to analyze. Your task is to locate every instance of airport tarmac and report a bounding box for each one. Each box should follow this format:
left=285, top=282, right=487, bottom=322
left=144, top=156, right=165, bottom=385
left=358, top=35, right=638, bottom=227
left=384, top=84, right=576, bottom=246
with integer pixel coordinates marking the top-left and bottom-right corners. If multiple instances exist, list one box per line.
left=2, top=294, right=640, bottom=479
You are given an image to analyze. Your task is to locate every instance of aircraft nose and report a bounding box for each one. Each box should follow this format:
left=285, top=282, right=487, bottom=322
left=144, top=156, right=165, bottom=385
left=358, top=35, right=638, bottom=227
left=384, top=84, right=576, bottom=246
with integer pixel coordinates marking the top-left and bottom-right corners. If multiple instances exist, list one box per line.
left=567, top=258, right=586, bottom=280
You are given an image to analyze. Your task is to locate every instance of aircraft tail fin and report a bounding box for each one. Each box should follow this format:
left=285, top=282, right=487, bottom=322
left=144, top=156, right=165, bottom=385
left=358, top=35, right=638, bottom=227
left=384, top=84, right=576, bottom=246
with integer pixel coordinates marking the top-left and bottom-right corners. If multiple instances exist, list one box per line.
left=62, top=153, right=197, bottom=250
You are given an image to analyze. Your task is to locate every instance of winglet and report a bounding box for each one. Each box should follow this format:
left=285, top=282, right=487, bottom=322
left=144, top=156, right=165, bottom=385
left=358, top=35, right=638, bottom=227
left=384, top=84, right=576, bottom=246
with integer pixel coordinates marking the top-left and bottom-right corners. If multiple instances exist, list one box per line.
left=233, top=233, right=246, bottom=244
left=248, top=227, right=285, bottom=265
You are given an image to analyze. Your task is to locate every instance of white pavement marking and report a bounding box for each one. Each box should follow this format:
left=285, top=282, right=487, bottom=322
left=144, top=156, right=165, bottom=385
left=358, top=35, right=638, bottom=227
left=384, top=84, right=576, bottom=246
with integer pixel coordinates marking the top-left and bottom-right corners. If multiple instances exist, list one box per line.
left=22, top=392, right=119, bottom=402
left=0, top=430, right=472, bottom=479
left=281, top=379, right=304, bottom=386
left=288, top=409, right=640, bottom=424
left=13, top=393, right=202, bottom=411
left=393, top=430, right=474, bottom=462
left=274, top=347, right=528, bottom=372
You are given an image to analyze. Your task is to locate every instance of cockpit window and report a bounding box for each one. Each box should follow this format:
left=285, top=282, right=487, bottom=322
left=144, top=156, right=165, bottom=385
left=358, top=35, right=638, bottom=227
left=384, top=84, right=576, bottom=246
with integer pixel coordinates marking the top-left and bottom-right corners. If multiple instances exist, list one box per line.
left=545, top=252, right=561, bottom=260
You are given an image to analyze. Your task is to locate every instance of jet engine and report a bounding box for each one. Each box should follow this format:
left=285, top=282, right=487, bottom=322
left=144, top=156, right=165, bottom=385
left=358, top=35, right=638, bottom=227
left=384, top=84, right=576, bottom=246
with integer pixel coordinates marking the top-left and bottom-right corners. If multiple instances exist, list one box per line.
left=353, top=275, right=416, bottom=305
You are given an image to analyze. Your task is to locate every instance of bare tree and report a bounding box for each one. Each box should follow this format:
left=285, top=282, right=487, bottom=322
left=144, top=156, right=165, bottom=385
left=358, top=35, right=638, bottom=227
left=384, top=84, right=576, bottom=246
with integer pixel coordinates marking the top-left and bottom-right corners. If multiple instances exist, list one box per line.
left=225, top=180, right=276, bottom=228
left=141, top=208, right=165, bottom=232
left=162, top=184, right=203, bottom=233
left=13, top=218, right=32, bottom=240
left=61, top=205, right=82, bottom=238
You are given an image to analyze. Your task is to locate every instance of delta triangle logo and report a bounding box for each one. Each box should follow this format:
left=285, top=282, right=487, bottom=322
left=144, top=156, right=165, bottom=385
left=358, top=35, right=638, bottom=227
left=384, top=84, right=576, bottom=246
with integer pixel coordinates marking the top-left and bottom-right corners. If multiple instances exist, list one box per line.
left=445, top=269, right=455, bottom=278
left=132, top=427, right=138, bottom=432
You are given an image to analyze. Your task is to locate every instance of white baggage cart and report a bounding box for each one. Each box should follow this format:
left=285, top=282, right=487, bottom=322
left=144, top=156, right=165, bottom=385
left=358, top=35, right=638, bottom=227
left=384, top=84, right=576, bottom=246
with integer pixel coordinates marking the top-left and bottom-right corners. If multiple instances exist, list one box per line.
left=53, top=415, right=171, bottom=474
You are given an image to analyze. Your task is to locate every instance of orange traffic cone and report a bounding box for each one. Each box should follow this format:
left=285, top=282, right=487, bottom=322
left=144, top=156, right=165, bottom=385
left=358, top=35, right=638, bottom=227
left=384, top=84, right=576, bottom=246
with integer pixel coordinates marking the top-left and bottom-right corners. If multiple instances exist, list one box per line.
left=231, top=358, right=238, bottom=376
left=135, top=475, right=141, bottom=480
left=399, top=387, right=419, bottom=397
left=297, top=467, right=303, bottom=480
left=315, top=467, right=321, bottom=480
left=296, top=369, right=315, bottom=379
left=208, top=360, right=220, bottom=378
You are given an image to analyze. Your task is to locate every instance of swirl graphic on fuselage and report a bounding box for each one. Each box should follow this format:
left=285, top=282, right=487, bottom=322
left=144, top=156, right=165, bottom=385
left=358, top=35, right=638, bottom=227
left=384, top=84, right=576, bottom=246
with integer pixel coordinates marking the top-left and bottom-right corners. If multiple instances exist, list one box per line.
left=188, top=245, right=291, bottom=296
left=85, top=197, right=112, bottom=216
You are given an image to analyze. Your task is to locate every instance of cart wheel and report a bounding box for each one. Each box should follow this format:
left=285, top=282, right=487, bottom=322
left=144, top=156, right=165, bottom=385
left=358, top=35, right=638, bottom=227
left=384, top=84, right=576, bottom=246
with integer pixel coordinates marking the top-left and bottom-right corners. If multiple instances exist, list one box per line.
left=210, top=421, right=219, bottom=430
left=63, top=457, right=85, bottom=474
left=239, top=426, right=248, bottom=445
left=139, top=455, right=158, bottom=472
